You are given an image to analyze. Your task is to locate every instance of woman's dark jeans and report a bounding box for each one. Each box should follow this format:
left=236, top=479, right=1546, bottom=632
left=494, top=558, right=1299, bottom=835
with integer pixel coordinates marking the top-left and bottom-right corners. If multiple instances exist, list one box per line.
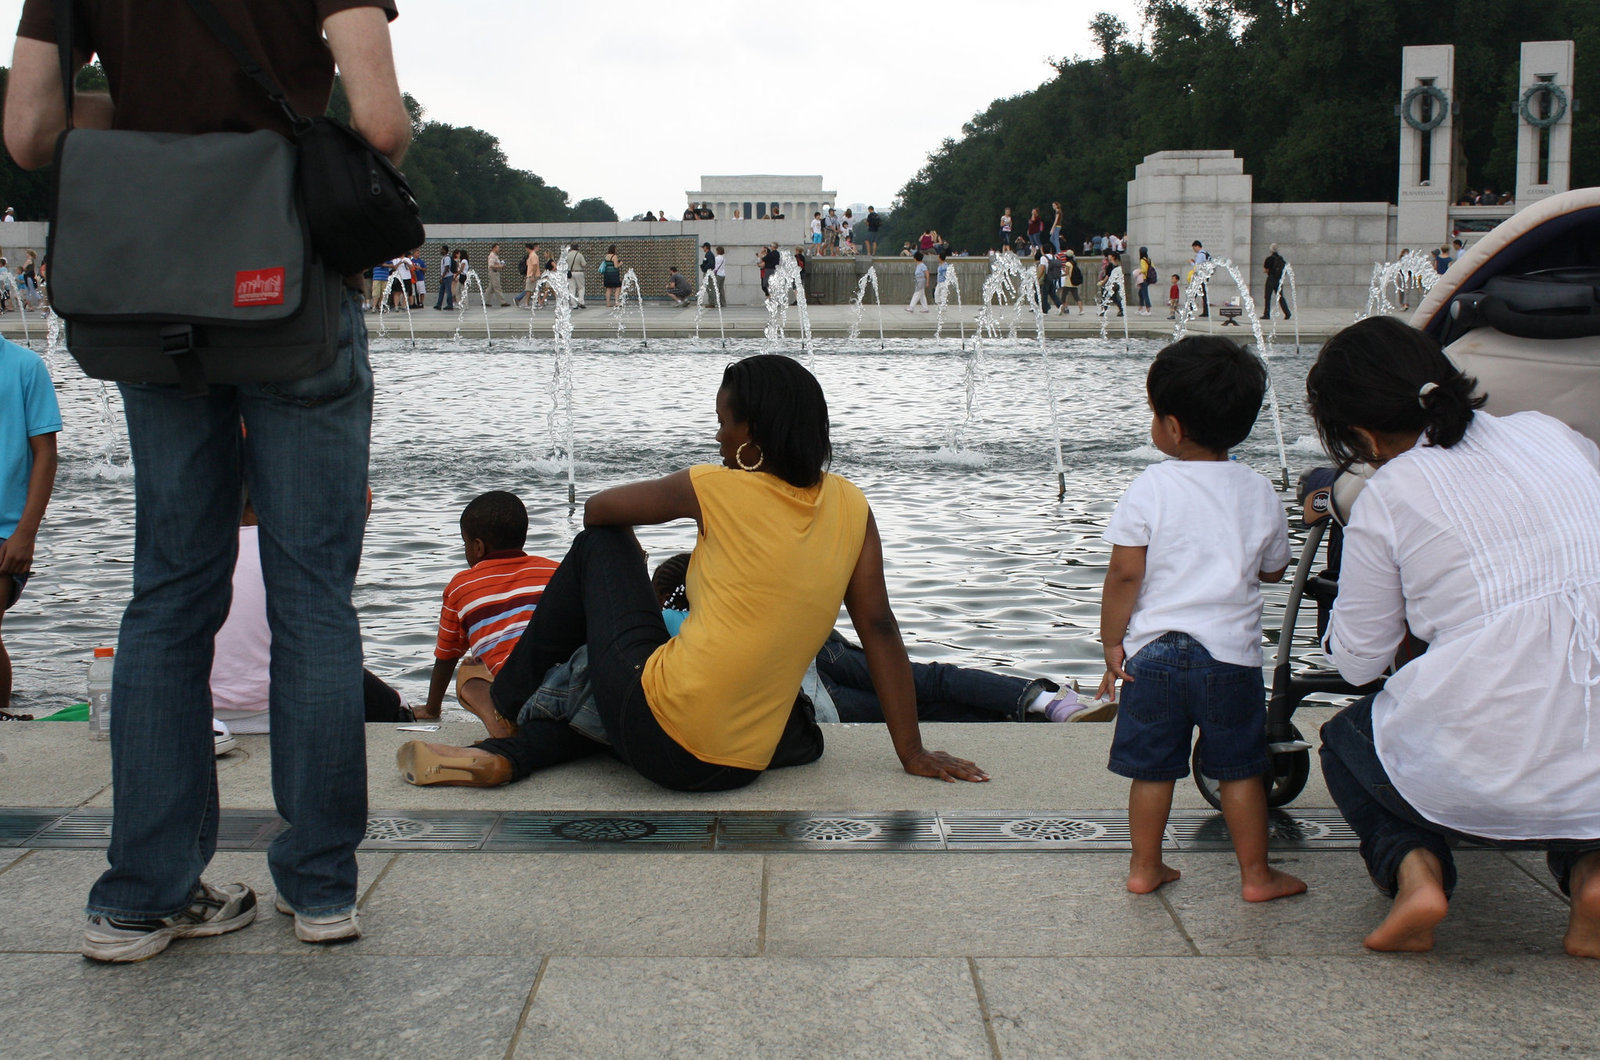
left=1320, top=696, right=1600, bottom=897
left=815, top=631, right=1050, bottom=723
left=480, top=527, right=817, bottom=791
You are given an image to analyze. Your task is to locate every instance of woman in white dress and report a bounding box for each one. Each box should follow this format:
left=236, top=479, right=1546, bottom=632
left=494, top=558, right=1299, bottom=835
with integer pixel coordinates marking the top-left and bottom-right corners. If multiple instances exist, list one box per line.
left=1308, top=316, right=1600, bottom=957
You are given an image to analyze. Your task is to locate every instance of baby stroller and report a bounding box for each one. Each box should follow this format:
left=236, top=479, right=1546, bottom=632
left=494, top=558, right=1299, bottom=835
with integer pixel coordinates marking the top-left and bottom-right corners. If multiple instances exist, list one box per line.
left=1190, top=186, right=1600, bottom=810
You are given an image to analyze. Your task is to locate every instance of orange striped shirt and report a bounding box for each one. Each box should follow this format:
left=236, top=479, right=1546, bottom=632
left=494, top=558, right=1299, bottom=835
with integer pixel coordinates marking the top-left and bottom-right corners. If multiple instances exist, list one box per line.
left=434, top=552, right=559, bottom=673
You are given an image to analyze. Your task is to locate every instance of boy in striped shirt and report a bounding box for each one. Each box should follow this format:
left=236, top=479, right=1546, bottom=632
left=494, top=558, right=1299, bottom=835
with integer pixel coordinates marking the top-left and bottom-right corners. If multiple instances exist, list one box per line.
left=421, top=491, right=557, bottom=736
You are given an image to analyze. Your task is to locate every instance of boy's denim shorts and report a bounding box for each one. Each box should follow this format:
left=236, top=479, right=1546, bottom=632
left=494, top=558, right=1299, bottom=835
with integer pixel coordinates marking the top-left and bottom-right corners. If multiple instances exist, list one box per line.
left=1108, top=631, right=1267, bottom=782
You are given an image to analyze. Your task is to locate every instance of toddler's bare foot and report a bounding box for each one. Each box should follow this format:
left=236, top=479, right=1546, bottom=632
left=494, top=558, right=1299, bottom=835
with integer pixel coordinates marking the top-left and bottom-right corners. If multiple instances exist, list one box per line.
left=1563, top=852, right=1600, bottom=958
left=1365, top=849, right=1448, bottom=953
left=1126, top=861, right=1181, bottom=894
left=1241, top=867, right=1307, bottom=903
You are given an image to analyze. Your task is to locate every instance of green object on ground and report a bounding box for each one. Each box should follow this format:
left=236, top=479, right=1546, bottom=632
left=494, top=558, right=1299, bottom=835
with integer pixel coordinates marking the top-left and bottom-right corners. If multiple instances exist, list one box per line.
left=39, top=702, right=90, bottom=721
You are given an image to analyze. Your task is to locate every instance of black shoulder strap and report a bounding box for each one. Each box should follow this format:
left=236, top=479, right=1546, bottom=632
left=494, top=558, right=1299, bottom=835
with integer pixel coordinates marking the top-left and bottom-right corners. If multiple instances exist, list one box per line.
left=53, top=0, right=74, bottom=128
left=181, top=0, right=309, bottom=130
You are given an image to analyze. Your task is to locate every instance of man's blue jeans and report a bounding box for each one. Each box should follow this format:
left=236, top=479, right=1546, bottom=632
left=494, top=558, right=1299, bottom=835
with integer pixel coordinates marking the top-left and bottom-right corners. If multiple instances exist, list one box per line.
left=815, top=631, right=1051, bottom=723
left=87, top=290, right=372, bottom=921
left=1320, top=696, right=1600, bottom=897
left=434, top=275, right=454, bottom=311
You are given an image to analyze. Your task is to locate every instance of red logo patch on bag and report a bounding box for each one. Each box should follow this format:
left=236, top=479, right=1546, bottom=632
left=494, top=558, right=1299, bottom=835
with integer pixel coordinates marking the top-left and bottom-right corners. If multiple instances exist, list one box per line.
left=234, top=268, right=286, bottom=307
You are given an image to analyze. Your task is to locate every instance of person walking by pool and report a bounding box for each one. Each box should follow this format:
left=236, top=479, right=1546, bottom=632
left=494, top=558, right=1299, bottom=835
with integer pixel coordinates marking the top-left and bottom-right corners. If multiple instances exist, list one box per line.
left=1026, top=208, right=1043, bottom=250
left=394, top=355, right=989, bottom=792
left=1049, top=201, right=1064, bottom=254
left=1190, top=240, right=1210, bottom=317
left=700, top=241, right=715, bottom=293
left=1261, top=243, right=1290, bottom=320
left=601, top=245, right=623, bottom=308
left=713, top=246, right=727, bottom=305
left=1098, top=336, right=1304, bottom=904
left=0, top=336, right=58, bottom=722
left=1041, top=249, right=1064, bottom=312
left=1307, top=318, right=1600, bottom=957
left=1136, top=247, right=1154, bottom=315
left=864, top=206, right=881, bottom=256
left=7, top=0, right=411, bottom=961
left=907, top=251, right=930, bottom=313
left=565, top=244, right=587, bottom=309
left=434, top=244, right=455, bottom=311
left=999, top=206, right=1013, bottom=250
left=517, top=242, right=543, bottom=309
left=760, top=242, right=781, bottom=298
left=408, top=249, right=425, bottom=308
left=1167, top=274, right=1180, bottom=319
left=389, top=253, right=412, bottom=311
left=368, top=258, right=390, bottom=313
left=1062, top=252, right=1084, bottom=314
left=810, top=211, right=824, bottom=252
left=486, top=243, right=510, bottom=307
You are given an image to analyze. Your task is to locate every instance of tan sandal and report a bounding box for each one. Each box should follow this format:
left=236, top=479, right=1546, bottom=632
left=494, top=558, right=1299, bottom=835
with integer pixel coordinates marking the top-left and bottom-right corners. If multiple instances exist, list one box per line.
left=396, top=741, right=511, bottom=787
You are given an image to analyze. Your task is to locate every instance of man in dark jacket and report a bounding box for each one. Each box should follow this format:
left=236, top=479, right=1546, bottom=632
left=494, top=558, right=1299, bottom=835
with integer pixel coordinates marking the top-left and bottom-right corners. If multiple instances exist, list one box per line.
left=1261, top=243, right=1290, bottom=320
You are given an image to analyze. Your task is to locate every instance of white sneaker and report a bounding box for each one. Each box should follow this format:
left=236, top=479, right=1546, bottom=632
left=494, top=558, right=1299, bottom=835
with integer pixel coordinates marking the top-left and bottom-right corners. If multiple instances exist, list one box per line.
left=213, top=719, right=237, bottom=756
left=275, top=896, right=362, bottom=944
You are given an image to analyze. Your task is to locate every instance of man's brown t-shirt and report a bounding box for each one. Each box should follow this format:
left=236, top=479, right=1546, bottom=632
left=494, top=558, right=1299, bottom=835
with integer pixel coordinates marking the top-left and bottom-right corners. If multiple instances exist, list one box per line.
left=17, top=0, right=398, bottom=138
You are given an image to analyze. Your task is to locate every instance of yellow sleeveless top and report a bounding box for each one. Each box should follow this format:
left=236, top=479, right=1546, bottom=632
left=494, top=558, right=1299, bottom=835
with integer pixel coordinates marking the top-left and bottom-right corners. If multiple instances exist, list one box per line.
left=641, top=464, right=869, bottom=769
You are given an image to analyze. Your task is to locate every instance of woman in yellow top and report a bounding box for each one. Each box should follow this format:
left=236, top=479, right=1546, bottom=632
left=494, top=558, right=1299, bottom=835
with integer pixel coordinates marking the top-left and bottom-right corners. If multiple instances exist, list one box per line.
left=398, top=354, right=987, bottom=790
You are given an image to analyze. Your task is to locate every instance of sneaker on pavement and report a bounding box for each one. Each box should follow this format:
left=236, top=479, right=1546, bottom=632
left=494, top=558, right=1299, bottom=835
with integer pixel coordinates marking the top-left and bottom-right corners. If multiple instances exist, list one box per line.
left=275, top=897, right=361, bottom=944
left=82, top=880, right=257, bottom=963
left=1069, top=696, right=1119, bottom=722
left=213, top=718, right=237, bottom=756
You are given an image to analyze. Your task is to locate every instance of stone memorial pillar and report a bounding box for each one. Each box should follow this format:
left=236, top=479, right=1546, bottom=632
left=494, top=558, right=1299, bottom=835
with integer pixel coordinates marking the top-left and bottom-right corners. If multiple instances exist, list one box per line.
left=1514, top=40, right=1575, bottom=211
left=1395, top=45, right=1456, bottom=251
left=1124, top=150, right=1253, bottom=283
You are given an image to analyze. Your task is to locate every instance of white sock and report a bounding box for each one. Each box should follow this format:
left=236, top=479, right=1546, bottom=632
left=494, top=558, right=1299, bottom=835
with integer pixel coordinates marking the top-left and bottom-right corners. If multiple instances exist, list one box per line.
left=1027, top=687, right=1076, bottom=714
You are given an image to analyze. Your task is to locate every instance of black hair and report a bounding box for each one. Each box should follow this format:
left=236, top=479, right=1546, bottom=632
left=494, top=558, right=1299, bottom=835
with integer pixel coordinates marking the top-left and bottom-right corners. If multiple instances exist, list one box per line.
left=1146, top=336, right=1267, bottom=452
left=1306, top=316, right=1485, bottom=466
left=459, top=490, right=528, bottom=552
left=652, top=552, right=692, bottom=610
left=719, top=354, right=832, bottom=488
left=913, top=251, right=924, bottom=261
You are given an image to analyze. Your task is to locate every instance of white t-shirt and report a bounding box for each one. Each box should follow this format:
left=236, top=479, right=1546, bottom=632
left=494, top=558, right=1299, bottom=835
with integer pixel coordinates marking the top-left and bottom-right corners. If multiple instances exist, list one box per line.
left=1327, top=411, right=1600, bottom=840
left=714, top=253, right=726, bottom=277
left=810, top=218, right=822, bottom=237
left=1104, top=459, right=1290, bottom=667
left=391, top=257, right=411, bottom=281
left=211, top=525, right=271, bottom=733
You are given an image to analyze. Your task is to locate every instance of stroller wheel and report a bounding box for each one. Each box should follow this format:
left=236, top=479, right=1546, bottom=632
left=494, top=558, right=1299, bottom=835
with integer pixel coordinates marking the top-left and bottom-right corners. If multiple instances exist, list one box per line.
left=1191, top=724, right=1312, bottom=811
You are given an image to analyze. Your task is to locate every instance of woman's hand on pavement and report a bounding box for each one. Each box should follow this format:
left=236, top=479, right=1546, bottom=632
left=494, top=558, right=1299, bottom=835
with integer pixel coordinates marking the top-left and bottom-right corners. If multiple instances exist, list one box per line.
left=902, top=748, right=989, bottom=783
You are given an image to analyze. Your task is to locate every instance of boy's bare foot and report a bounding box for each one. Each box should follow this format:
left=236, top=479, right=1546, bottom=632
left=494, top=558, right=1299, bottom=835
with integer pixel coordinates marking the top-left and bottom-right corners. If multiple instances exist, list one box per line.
left=1241, top=867, right=1307, bottom=903
left=1563, top=852, right=1600, bottom=958
left=1365, top=848, right=1449, bottom=952
left=1126, top=862, right=1181, bottom=894
left=454, top=659, right=517, bottom=740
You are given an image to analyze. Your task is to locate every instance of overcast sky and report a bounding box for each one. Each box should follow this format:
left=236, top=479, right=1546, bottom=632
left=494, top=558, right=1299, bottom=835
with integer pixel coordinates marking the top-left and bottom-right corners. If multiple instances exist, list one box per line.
left=2, top=0, right=1148, bottom=216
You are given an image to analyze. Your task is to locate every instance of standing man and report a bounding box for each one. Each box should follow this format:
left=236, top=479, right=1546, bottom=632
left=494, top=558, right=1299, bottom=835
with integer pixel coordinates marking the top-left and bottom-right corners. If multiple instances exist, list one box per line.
left=700, top=241, right=715, bottom=293
left=760, top=241, right=781, bottom=298
left=6, top=0, right=410, bottom=962
left=565, top=243, right=586, bottom=309
left=1261, top=243, right=1290, bottom=320
left=486, top=242, right=509, bottom=307
left=1190, top=240, right=1210, bottom=317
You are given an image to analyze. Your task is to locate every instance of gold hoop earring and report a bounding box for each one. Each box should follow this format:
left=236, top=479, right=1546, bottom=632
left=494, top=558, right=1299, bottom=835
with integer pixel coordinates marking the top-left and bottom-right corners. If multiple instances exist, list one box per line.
left=735, top=441, right=764, bottom=472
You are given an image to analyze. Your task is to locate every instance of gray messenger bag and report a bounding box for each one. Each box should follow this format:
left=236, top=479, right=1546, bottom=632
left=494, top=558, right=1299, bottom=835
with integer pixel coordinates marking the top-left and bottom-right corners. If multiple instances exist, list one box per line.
left=46, top=0, right=338, bottom=395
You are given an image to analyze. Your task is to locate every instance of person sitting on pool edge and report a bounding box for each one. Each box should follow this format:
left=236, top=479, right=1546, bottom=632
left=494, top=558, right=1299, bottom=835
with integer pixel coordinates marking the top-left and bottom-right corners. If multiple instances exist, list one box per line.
left=397, top=353, right=988, bottom=790
left=418, top=490, right=558, bottom=736
left=650, top=552, right=1115, bottom=724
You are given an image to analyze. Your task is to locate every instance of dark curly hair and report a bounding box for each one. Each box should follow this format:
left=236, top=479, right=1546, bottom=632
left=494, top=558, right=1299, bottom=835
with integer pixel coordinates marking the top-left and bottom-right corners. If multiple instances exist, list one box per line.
left=652, top=552, right=692, bottom=610
left=719, top=355, right=832, bottom=488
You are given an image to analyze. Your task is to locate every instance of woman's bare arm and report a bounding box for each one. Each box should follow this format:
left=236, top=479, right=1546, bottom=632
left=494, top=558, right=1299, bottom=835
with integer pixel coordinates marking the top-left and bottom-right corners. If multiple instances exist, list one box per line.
left=584, top=468, right=702, bottom=529
left=843, top=510, right=989, bottom=783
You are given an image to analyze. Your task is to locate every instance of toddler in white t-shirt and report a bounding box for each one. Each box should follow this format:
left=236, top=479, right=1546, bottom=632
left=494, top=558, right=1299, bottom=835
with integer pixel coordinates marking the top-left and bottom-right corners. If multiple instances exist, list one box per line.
left=1098, top=336, right=1306, bottom=904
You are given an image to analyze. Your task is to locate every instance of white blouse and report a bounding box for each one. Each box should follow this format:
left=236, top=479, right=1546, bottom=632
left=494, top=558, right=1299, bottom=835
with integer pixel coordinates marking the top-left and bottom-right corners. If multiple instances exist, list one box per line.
left=1327, top=411, right=1600, bottom=840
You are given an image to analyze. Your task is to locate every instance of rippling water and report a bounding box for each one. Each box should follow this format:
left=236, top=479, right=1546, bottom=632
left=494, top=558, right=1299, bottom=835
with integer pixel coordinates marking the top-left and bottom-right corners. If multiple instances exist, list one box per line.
left=11, top=334, right=1326, bottom=712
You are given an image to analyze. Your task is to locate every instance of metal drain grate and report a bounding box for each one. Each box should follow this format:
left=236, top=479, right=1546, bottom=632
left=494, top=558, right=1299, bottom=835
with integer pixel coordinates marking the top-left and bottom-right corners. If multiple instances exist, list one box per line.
left=359, top=812, right=494, bottom=850
left=28, top=809, right=114, bottom=847
left=1166, top=808, right=1358, bottom=849
left=0, top=809, right=69, bottom=846
left=942, top=812, right=1132, bottom=850
left=717, top=813, right=943, bottom=850
left=485, top=813, right=715, bottom=851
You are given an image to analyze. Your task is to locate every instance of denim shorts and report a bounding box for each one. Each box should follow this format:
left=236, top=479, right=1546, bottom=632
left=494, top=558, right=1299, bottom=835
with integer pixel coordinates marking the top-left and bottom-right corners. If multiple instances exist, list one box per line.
left=0, top=538, right=28, bottom=610
left=1108, top=631, right=1267, bottom=782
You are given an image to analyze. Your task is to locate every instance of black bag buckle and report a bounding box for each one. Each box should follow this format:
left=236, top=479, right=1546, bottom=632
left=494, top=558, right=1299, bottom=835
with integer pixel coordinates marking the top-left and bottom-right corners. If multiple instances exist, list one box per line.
left=160, top=323, right=209, bottom=396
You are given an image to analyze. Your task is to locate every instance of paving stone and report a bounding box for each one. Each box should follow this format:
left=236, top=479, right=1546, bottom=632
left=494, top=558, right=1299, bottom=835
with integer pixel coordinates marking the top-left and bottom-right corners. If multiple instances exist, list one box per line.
left=1162, top=849, right=1574, bottom=957
left=763, top=852, right=1192, bottom=957
left=0, top=849, right=389, bottom=955
left=358, top=852, right=762, bottom=956
left=515, top=957, right=991, bottom=1060
left=0, top=848, right=29, bottom=872
left=0, top=724, right=114, bottom=806
left=0, top=951, right=536, bottom=1059
left=976, top=955, right=1600, bottom=1058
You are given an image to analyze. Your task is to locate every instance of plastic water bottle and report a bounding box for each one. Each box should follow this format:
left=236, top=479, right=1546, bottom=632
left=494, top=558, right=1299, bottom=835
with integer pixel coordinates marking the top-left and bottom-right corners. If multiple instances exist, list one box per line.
left=87, top=646, right=114, bottom=741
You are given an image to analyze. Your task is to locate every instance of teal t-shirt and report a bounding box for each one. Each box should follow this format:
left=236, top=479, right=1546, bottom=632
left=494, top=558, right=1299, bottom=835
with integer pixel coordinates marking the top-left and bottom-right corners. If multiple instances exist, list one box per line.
left=0, top=340, right=61, bottom=539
